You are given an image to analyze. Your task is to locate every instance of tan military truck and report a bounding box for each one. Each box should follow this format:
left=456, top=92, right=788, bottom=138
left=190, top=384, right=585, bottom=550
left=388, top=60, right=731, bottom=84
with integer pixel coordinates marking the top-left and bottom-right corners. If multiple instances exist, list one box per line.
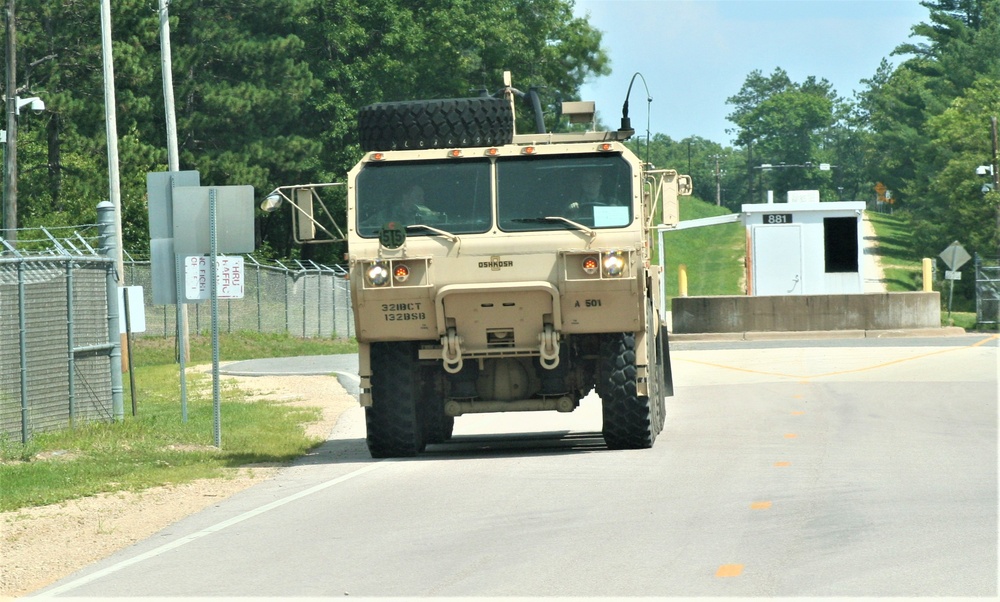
left=270, top=74, right=691, bottom=457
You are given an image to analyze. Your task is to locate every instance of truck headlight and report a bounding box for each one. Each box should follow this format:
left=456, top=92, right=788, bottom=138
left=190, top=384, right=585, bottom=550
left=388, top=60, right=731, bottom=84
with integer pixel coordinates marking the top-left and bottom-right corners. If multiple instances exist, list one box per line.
left=367, top=262, right=390, bottom=287
left=602, top=251, right=626, bottom=277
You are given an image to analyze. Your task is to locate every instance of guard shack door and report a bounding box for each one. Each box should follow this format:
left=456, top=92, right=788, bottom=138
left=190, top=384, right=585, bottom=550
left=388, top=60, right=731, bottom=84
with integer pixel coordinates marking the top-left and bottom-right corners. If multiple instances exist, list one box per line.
left=753, top=225, right=803, bottom=295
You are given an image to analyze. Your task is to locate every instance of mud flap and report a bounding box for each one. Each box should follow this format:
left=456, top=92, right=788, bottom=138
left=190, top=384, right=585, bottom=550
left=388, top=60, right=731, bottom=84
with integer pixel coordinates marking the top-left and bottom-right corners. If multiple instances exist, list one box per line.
left=660, top=324, right=674, bottom=397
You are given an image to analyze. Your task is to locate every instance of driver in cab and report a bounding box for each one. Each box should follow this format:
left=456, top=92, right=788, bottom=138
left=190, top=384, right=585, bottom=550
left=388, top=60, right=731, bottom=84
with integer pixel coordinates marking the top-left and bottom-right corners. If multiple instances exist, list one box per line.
left=566, top=170, right=604, bottom=218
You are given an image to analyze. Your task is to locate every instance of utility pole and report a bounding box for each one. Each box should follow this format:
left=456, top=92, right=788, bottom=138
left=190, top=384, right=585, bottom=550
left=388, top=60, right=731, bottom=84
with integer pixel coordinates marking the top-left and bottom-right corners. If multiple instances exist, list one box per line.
left=158, top=0, right=190, bottom=362
left=4, top=0, right=17, bottom=243
left=100, top=0, right=129, bottom=373
left=159, top=0, right=179, bottom=172
left=713, top=154, right=722, bottom=206
left=992, top=117, right=999, bottom=236
left=99, top=0, right=123, bottom=275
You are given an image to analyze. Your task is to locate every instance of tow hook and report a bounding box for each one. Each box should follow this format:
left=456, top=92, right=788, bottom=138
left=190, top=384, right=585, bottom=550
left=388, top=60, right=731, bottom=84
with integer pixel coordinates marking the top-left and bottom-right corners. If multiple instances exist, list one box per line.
left=441, top=327, right=464, bottom=374
left=538, top=324, right=560, bottom=370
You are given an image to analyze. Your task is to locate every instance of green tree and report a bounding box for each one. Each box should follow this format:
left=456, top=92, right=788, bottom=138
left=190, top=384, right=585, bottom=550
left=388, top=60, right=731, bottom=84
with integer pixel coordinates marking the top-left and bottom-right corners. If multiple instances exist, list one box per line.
left=726, top=68, right=837, bottom=202
left=7, top=0, right=609, bottom=263
left=269, top=0, right=610, bottom=260
left=907, top=76, right=1000, bottom=262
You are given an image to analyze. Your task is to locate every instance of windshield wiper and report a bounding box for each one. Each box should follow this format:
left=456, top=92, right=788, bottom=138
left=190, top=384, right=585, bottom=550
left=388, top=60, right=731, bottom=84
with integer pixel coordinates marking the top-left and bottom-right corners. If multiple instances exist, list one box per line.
left=512, top=216, right=595, bottom=238
left=406, top=223, right=460, bottom=243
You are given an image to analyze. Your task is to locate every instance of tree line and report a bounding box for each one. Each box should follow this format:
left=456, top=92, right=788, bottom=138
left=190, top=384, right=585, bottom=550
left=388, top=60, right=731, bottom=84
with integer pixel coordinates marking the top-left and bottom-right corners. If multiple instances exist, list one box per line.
left=4, top=0, right=608, bottom=262
left=5, top=0, right=997, bottom=274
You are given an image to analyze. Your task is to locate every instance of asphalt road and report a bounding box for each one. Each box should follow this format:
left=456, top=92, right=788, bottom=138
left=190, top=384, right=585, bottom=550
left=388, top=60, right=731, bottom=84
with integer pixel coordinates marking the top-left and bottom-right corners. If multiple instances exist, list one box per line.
left=34, top=334, right=998, bottom=599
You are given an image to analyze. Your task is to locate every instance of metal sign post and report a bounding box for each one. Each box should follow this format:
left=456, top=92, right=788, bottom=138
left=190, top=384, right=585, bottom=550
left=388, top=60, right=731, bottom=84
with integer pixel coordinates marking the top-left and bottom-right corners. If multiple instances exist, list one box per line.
left=939, top=241, right=972, bottom=320
left=209, top=188, right=221, bottom=448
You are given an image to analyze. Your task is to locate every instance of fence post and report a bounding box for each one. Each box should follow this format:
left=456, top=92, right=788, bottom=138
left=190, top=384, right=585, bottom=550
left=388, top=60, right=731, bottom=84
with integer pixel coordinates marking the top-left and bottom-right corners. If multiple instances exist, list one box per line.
left=276, top=260, right=289, bottom=333
left=66, top=261, right=76, bottom=427
left=975, top=253, right=981, bottom=324
left=97, top=201, right=125, bottom=421
left=17, top=259, right=29, bottom=442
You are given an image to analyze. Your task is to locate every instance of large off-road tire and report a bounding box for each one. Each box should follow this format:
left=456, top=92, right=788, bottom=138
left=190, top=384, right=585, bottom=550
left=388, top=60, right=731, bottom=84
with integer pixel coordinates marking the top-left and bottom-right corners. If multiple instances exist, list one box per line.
left=597, top=329, right=659, bottom=450
left=418, top=366, right=454, bottom=445
left=365, top=342, right=424, bottom=458
left=358, top=97, right=514, bottom=152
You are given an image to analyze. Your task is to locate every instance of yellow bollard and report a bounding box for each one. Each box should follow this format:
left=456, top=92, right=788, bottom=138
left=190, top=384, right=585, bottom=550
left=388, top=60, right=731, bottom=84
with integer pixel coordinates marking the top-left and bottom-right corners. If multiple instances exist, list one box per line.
left=922, top=258, right=933, bottom=292
left=678, top=264, right=688, bottom=297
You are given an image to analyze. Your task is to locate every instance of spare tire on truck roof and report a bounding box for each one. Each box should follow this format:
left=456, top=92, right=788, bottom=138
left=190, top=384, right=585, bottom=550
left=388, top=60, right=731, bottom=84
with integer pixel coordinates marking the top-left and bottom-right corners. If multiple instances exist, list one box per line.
left=358, top=97, right=514, bottom=152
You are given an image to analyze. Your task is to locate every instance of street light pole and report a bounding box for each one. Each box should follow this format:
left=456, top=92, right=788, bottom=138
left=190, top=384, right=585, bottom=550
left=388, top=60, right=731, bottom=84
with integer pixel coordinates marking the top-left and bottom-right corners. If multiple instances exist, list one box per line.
left=992, top=116, right=999, bottom=237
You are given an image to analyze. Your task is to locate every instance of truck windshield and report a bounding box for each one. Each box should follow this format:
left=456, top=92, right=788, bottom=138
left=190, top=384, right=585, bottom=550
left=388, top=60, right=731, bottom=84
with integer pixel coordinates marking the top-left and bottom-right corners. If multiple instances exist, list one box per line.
left=497, top=154, right=633, bottom=232
left=355, top=159, right=492, bottom=237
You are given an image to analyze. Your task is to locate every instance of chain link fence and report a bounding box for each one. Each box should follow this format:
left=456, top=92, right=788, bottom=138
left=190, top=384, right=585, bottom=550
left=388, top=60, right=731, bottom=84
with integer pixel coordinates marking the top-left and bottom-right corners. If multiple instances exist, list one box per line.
left=975, top=254, right=1000, bottom=326
left=1, top=226, right=116, bottom=442
left=122, top=257, right=354, bottom=338
left=2, top=220, right=356, bottom=442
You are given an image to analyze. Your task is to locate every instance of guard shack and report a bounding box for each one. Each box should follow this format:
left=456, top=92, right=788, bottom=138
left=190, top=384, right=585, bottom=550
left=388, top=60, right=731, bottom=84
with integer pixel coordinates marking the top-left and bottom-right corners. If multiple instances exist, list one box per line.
left=742, top=201, right=866, bottom=296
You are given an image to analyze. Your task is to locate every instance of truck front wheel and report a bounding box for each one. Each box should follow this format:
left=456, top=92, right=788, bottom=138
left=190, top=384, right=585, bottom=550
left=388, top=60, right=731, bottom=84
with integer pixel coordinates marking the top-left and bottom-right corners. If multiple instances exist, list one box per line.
left=597, top=331, right=659, bottom=449
left=365, top=342, right=424, bottom=458
left=419, top=366, right=454, bottom=445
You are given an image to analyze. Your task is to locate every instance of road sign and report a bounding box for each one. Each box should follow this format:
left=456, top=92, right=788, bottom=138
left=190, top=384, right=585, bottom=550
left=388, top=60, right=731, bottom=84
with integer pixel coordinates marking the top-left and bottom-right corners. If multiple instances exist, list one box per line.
left=173, top=185, right=255, bottom=255
left=184, top=256, right=245, bottom=301
left=117, top=286, right=146, bottom=334
left=945, top=270, right=962, bottom=280
left=939, top=241, right=971, bottom=271
left=146, top=170, right=201, bottom=305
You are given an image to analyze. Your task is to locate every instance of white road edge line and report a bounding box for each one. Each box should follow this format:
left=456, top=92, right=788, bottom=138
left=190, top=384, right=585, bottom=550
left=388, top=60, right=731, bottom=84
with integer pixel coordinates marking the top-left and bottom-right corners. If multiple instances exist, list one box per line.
left=33, top=461, right=389, bottom=598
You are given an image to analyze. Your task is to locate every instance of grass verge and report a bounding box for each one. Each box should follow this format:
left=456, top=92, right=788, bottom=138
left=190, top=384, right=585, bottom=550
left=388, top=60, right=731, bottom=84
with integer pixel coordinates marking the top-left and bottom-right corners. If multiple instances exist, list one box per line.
left=865, top=211, right=924, bottom=292
left=659, top=196, right=745, bottom=297
left=0, top=332, right=355, bottom=512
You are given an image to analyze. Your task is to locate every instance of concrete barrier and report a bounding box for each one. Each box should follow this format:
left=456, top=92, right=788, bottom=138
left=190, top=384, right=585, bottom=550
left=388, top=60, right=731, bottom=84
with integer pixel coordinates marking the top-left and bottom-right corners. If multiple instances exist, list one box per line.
left=671, top=292, right=941, bottom=334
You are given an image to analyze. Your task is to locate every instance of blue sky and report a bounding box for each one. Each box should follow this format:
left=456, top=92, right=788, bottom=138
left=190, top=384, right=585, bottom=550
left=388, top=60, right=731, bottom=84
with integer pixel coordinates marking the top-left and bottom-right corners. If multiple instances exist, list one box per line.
left=571, top=0, right=929, bottom=145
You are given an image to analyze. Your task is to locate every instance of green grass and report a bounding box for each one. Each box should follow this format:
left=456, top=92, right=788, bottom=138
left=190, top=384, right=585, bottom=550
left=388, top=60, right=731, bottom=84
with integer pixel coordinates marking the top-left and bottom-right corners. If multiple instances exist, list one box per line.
left=129, top=331, right=357, bottom=367
left=0, top=332, right=356, bottom=512
left=943, top=311, right=979, bottom=330
left=866, top=211, right=925, bottom=292
left=658, top=196, right=745, bottom=297
left=867, top=212, right=997, bottom=330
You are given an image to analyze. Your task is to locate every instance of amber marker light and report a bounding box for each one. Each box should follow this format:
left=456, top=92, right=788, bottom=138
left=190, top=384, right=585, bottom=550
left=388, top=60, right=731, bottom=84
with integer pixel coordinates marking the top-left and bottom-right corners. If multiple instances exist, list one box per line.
left=370, top=152, right=385, bottom=161
left=393, top=264, right=410, bottom=283
left=522, top=146, right=536, bottom=155
left=448, top=149, right=463, bottom=158
left=486, top=148, right=499, bottom=156
left=598, top=143, right=613, bottom=151
left=581, top=256, right=599, bottom=275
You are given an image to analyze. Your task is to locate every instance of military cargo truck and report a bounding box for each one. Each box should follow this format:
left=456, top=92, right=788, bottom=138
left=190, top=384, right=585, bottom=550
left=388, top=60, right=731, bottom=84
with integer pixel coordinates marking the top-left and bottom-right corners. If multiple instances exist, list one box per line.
left=269, top=73, right=692, bottom=457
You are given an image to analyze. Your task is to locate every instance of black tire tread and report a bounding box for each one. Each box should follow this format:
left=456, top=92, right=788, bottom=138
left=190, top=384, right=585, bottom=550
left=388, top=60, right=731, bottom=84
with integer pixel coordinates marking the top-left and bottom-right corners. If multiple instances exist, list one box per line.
left=598, top=332, right=656, bottom=449
left=365, top=342, right=423, bottom=458
left=358, top=97, right=514, bottom=152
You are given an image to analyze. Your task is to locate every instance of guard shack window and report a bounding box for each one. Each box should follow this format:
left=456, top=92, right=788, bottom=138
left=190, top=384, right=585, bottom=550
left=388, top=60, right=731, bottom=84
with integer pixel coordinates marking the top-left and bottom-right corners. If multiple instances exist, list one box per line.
left=823, top=217, right=859, bottom=273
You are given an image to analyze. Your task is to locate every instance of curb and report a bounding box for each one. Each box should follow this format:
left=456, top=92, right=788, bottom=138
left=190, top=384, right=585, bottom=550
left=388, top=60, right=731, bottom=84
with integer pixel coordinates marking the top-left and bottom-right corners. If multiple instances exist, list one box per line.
left=670, top=326, right=967, bottom=342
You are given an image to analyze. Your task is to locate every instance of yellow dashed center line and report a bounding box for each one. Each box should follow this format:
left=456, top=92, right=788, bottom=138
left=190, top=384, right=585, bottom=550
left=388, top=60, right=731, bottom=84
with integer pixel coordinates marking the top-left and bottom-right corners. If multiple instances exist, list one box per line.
left=704, top=335, right=999, bottom=585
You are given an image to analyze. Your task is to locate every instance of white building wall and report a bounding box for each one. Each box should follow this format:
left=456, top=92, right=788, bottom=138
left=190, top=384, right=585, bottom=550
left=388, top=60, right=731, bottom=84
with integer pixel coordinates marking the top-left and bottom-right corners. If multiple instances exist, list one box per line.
left=742, top=202, right=865, bottom=296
